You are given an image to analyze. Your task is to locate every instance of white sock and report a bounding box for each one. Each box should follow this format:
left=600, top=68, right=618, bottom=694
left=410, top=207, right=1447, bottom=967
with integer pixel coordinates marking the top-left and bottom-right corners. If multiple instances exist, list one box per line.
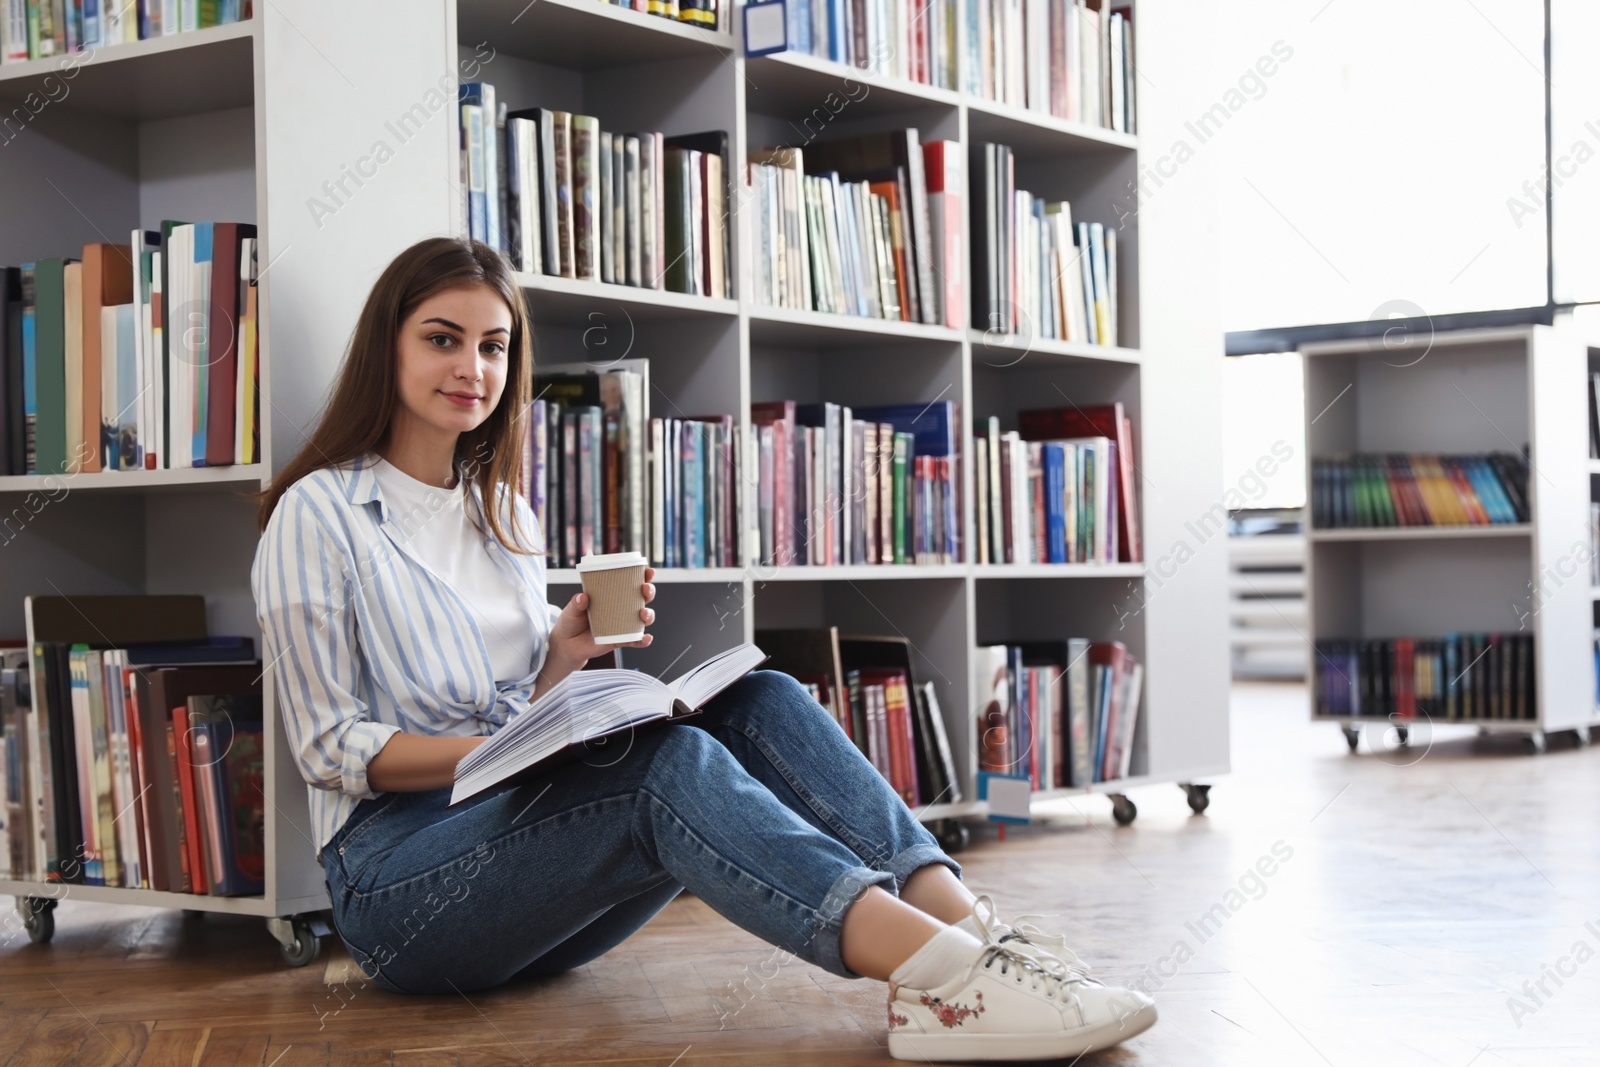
left=954, top=914, right=984, bottom=940
left=889, top=925, right=985, bottom=991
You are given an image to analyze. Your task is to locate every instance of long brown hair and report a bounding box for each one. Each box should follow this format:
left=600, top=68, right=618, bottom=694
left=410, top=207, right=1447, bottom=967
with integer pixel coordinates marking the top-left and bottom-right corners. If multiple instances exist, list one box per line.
left=252, top=236, right=538, bottom=554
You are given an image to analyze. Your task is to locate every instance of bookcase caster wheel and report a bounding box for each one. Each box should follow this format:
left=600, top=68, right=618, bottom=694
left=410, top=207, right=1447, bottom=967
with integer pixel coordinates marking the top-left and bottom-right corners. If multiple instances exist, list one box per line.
left=1110, top=795, right=1137, bottom=826
left=932, top=819, right=969, bottom=854
left=269, top=914, right=328, bottom=968
left=1575, top=726, right=1592, bottom=747
left=18, top=897, right=56, bottom=944
left=1342, top=727, right=1361, bottom=753
left=1179, top=783, right=1211, bottom=814
left=1526, top=731, right=1546, bottom=756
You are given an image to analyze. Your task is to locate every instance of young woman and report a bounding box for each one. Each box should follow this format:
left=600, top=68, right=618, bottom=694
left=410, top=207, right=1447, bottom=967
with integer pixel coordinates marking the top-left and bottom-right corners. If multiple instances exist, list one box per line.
left=250, top=236, right=1156, bottom=1061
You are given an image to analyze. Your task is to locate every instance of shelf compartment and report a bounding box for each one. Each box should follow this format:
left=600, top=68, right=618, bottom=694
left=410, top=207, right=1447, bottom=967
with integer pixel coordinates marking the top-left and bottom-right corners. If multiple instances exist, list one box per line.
left=964, top=95, right=1137, bottom=157
left=458, top=0, right=735, bottom=69
left=748, top=305, right=964, bottom=348
left=969, top=330, right=1141, bottom=367
left=744, top=50, right=960, bottom=119
left=519, top=273, right=737, bottom=326
left=0, top=21, right=254, bottom=121
left=0, top=464, right=266, bottom=495
left=1307, top=524, right=1533, bottom=542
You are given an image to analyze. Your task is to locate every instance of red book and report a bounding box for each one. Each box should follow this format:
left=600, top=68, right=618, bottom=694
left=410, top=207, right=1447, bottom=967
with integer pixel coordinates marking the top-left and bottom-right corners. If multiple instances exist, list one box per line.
left=856, top=668, right=914, bottom=803
left=170, top=705, right=209, bottom=894
left=921, top=140, right=964, bottom=329
left=1017, top=403, right=1142, bottom=562
left=204, top=223, right=257, bottom=466
left=1394, top=639, right=1417, bottom=720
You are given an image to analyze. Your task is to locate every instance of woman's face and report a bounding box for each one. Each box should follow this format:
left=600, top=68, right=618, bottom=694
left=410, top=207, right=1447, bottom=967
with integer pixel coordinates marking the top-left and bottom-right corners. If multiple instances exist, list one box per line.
left=392, top=284, right=514, bottom=443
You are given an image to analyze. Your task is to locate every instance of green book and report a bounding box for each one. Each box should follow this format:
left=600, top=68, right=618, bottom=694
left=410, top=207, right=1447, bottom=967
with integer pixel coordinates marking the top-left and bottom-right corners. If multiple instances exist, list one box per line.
left=31, top=258, right=68, bottom=476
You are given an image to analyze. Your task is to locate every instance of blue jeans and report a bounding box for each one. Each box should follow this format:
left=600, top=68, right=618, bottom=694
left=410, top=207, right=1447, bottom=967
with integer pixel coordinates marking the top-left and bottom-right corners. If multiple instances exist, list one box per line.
left=321, top=670, right=963, bottom=994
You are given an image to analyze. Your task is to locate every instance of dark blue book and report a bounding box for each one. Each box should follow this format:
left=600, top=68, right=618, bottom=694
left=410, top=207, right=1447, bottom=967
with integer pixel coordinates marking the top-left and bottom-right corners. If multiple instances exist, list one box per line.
left=1043, top=443, right=1066, bottom=564
left=852, top=401, right=956, bottom=457
left=122, top=637, right=256, bottom=666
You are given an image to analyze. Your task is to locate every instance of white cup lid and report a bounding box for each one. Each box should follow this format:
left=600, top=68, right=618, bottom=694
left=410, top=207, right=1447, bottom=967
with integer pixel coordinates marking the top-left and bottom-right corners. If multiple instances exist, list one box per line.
left=575, top=551, right=648, bottom=573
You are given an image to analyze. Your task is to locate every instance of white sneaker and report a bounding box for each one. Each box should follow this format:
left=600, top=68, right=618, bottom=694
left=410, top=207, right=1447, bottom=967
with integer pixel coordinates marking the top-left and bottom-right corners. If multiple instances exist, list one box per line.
left=888, top=899, right=1157, bottom=1062
left=963, top=895, right=1093, bottom=981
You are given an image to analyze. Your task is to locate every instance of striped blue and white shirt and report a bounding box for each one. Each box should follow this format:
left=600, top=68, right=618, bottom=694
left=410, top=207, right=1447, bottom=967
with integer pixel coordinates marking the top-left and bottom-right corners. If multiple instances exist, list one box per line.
left=251, top=451, right=560, bottom=857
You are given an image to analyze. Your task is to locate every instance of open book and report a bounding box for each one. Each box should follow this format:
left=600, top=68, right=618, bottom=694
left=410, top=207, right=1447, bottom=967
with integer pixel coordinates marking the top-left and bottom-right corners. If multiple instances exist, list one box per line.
left=450, top=643, right=768, bottom=804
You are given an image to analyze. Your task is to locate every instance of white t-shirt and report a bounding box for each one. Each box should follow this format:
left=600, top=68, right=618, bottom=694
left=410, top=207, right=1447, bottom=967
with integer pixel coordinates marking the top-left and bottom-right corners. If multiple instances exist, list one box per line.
left=370, top=456, right=537, bottom=684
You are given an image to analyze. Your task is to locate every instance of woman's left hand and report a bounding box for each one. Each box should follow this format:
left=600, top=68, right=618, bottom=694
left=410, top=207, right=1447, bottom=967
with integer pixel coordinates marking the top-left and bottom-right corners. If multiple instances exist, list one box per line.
left=547, top=567, right=656, bottom=674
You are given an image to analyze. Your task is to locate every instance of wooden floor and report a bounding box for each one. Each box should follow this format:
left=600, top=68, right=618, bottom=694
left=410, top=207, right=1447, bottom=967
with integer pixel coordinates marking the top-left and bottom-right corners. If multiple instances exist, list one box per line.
left=4, top=681, right=1600, bottom=1066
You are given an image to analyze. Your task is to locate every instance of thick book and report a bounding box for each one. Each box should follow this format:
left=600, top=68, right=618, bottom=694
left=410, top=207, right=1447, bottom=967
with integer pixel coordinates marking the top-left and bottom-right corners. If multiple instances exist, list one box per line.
left=450, top=643, right=768, bottom=804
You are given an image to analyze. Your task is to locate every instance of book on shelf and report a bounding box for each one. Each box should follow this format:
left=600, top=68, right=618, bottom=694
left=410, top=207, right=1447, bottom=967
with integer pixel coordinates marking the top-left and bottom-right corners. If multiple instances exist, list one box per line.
left=460, top=86, right=730, bottom=299
left=1310, top=453, right=1530, bottom=530
left=972, top=142, right=1114, bottom=343
left=5, top=595, right=262, bottom=892
left=973, top=414, right=1122, bottom=565
left=976, top=637, right=1141, bottom=788
left=750, top=397, right=960, bottom=567
left=450, top=642, right=767, bottom=805
left=1315, top=634, right=1534, bottom=723
left=0, top=0, right=252, bottom=62
left=964, top=0, right=1134, bottom=132
left=0, top=226, right=261, bottom=477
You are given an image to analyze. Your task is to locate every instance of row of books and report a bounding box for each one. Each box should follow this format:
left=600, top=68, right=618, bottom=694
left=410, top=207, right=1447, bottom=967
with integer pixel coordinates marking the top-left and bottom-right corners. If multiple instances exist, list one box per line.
left=1313, top=634, right=1536, bottom=722
left=974, top=402, right=1140, bottom=564
left=976, top=638, right=1141, bottom=788
left=596, top=0, right=722, bottom=31
left=0, top=227, right=261, bottom=478
left=745, top=132, right=959, bottom=328
left=0, top=638, right=267, bottom=893
left=1309, top=453, right=1530, bottom=530
left=459, top=84, right=730, bottom=298
left=523, top=360, right=747, bottom=569
left=777, top=0, right=960, bottom=91
left=759, top=628, right=963, bottom=807
left=0, top=0, right=249, bottom=61
left=751, top=399, right=959, bottom=567
left=974, top=142, right=1116, bottom=343
left=966, top=0, right=1134, bottom=133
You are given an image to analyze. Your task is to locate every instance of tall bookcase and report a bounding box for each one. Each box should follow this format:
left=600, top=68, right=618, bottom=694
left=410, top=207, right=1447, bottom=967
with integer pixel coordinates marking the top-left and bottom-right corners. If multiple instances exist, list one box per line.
left=0, top=0, right=1229, bottom=963
left=1302, top=323, right=1600, bottom=752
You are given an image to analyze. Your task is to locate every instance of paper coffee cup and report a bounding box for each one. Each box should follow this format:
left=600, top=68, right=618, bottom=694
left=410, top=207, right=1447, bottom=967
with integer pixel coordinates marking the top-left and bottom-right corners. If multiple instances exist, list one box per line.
left=575, top=551, right=648, bottom=644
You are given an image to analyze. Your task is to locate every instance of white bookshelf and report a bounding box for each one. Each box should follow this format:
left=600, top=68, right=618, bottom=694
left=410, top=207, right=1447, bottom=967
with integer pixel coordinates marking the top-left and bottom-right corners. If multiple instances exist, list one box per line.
left=446, top=0, right=1228, bottom=834
left=1301, top=324, right=1600, bottom=753
left=0, top=0, right=1230, bottom=962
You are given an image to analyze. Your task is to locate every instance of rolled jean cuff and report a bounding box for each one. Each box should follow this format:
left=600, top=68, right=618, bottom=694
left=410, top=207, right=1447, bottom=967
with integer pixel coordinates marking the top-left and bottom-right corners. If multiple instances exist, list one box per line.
left=812, top=863, right=898, bottom=979
left=886, top=842, right=962, bottom=895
